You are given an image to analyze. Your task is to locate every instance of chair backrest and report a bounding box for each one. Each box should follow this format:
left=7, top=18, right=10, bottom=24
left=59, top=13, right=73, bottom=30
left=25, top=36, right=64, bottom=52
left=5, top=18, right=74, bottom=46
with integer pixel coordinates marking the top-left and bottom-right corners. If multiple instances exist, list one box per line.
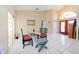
left=40, top=28, right=47, bottom=35
left=21, top=28, right=24, bottom=40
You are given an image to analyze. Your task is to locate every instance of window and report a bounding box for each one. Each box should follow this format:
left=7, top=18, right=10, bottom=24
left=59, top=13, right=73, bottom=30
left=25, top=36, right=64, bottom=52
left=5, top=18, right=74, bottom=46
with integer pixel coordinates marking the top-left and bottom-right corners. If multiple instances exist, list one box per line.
left=8, top=12, right=14, bottom=47
left=61, top=22, right=65, bottom=32
left=68, top=20, right=74, bottom=24
left=60, top=11, right=77, bottom=19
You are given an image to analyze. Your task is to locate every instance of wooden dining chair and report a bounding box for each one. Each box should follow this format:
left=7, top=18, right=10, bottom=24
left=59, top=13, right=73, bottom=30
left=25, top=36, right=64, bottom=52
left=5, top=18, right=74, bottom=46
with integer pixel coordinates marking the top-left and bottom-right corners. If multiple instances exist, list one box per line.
left=21, top=28, right=33, bottom=48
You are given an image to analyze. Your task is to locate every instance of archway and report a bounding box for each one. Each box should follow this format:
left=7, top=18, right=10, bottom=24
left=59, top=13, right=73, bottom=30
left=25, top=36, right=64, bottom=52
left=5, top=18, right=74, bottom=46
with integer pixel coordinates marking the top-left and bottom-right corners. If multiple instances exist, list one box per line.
left=59, top=11, right=77, bottom=39
left=60, top=11, right=77, bottom=20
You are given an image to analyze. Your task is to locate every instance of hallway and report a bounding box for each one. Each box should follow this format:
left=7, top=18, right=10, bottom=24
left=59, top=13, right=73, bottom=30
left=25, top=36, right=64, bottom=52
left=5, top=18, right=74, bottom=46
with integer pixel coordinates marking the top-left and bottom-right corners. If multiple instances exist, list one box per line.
left=9, top=33, right=79, bottom=54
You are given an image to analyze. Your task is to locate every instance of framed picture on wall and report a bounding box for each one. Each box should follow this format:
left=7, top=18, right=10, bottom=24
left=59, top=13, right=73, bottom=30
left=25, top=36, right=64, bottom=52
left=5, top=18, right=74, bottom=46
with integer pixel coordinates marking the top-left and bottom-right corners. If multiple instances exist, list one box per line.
left=27, top=19, right=35, bottom=26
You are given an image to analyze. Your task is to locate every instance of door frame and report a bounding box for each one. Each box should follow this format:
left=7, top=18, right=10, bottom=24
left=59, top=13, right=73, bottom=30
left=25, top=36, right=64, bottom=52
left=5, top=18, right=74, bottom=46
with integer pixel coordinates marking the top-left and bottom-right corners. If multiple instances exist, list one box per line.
left=59, top=20, right=68, bottom=35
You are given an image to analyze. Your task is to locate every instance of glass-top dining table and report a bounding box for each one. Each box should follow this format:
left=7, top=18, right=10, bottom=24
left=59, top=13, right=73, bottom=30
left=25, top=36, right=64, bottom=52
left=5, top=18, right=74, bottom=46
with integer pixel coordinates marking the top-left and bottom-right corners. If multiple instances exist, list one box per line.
left=31, top=33, right=48, bottom=52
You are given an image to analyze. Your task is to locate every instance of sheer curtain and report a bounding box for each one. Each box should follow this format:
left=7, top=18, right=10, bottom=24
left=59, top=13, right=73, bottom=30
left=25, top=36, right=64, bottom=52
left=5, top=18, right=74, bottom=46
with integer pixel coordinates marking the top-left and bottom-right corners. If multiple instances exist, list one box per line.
left=8, top=12, right=14, bottom=47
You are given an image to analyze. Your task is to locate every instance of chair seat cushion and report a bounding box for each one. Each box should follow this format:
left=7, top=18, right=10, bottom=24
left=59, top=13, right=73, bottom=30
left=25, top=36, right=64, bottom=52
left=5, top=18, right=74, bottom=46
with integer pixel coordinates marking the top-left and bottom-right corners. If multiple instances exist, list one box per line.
left=23, top=34, right=32, bottom=41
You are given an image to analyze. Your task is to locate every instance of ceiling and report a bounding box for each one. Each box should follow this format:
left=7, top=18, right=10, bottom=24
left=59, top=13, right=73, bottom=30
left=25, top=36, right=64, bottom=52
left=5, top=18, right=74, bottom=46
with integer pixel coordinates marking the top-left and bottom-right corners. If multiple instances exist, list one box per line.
left=13, top=5, right=64, bottom=11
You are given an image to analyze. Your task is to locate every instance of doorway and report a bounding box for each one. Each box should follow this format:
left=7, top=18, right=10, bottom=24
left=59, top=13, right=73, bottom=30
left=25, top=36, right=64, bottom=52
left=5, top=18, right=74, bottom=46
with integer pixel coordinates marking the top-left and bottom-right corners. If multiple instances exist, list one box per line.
left=59, top=11, right=77, bottom=39
left=59, top=19, right=76, bottom=39
left=59, top=20, right=68, bottom=35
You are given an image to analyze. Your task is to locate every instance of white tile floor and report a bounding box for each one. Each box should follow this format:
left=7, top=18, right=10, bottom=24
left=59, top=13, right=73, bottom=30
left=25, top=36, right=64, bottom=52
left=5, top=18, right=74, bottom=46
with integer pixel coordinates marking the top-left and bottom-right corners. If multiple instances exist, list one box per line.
left=8, top=33, right=79, bottom=54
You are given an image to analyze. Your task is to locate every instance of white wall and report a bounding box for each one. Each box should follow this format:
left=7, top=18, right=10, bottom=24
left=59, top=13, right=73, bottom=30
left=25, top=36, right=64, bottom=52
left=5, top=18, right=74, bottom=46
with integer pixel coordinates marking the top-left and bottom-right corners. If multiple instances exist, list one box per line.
left=15, top=11, right=53, bottom=37
left=76, top=12, right=79, bottom=40
left=15, top=11, right=41, bottom=36
left=76, top=18, right=79, bottom=40
left=52, top=16, right=59, bottom=33
left=0, top=6, right=8, bottom=53
left=78, top=19, right=79, bottom=39
left=0, top=6, right=15, bottom=53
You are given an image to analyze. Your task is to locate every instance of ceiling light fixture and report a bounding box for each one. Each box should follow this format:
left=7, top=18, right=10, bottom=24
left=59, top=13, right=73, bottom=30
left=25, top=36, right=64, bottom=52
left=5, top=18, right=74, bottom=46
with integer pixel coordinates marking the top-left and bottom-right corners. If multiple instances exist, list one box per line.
left=36, top=8, right=39, bottom=10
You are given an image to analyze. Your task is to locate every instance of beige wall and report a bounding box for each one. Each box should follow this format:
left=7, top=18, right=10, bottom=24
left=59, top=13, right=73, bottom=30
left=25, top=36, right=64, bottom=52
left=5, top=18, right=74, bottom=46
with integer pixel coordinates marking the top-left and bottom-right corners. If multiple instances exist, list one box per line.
left=15, top=10, right=53, bottom=36
left=58, top=5, right=79, bottom=20
left=44, top=10, right=53, bottom=33
left=0, top=6, right=15, bottom=53
left=15, top=11, right=41, bottom=35
left=0, top=6, right=8, bottom=53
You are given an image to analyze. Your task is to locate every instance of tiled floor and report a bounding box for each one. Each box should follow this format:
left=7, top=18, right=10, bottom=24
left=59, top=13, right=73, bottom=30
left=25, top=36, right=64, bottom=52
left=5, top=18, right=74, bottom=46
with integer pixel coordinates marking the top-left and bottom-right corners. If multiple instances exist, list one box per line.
left=8, top=33, right=79, bottom=54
